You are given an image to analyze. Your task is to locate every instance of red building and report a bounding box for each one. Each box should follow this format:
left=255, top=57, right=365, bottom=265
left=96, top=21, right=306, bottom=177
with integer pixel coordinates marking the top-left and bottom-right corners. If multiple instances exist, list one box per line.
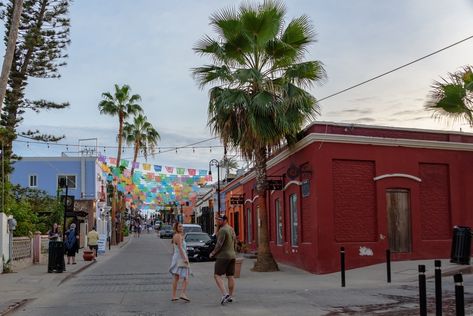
left=229, top=122, right=473, bottom=274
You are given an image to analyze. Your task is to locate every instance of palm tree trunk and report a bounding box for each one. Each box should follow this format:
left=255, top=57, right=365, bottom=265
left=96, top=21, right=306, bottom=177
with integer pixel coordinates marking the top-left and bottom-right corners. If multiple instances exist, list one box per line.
left=114, top=114, right=124, bottom=243
left=0, top=0, right=23, bottom=110
left=252, top=146, right=279, bottom=272
left=116, top=114, right=124, bottom=165
left=131, top=142, right=139, bottom=176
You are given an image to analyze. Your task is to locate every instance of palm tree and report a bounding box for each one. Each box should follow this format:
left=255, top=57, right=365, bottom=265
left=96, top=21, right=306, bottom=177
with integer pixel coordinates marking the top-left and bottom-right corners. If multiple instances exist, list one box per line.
left=192, top=0, right=326, bottom=272
left=98, top=84, right=143, bottom=166
left=98, top=84, right=142, bottom=245
left=426, top=66, right=473, bottom=126
left=123, top=114, right=161, bottom=176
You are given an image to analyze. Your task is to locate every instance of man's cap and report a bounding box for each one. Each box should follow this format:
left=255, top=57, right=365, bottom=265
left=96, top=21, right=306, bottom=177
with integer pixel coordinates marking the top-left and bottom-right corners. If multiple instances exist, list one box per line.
left=217, top=215, right=228, bottom=221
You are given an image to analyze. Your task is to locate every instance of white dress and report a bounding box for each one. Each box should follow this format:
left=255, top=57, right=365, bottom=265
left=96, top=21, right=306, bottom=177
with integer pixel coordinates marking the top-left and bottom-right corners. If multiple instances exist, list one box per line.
left=169, top=240, right=190, bottom=279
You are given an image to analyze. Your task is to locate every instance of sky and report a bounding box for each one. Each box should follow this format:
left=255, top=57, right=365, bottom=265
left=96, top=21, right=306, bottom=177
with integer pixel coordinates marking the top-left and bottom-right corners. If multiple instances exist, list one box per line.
left=6, top=0, right=473, bottom=171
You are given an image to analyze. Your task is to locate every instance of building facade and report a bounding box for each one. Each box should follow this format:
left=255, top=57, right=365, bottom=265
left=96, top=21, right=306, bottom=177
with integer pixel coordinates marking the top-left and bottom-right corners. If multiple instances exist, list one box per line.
left=227, top=122, right=473, bottom=274
left=10, top=156, right=102, bottom=246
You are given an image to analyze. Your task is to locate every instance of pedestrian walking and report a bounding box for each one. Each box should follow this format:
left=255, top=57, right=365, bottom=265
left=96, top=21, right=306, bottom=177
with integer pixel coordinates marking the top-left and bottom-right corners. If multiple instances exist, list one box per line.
left=209, top=215, right=237, bottom=305
left=169, top=222, right=191, bottom=302
left=87, top=226, right=99, bottom=258
left=64, top=223, right=79, bottom=264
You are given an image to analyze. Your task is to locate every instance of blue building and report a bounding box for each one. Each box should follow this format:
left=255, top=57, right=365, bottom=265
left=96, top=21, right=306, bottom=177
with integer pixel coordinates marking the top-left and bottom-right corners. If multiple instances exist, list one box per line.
left=11, top=156, right=98, bottom=200
left=10, top=156, right=102, bottom=247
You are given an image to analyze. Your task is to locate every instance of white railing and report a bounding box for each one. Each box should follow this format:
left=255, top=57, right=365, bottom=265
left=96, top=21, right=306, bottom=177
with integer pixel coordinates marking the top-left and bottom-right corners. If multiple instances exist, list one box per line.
left=12, top=237, right=32, bottom=260
left=40, top=235, right=49, bottom=254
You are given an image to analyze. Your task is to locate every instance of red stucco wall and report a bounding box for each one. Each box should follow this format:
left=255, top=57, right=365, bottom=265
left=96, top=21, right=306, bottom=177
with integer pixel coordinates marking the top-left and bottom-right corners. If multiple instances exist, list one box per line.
left=238, top=123, right=473, bottom=274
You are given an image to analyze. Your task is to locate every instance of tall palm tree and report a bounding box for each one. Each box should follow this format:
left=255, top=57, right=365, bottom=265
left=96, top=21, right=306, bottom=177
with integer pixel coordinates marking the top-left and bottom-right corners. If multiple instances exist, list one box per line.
left=192, top=0, right=326, bottom=272
left=426, top=66, right=473, bottom=126
left=98, top=84, right=143, bottom=166
left=98, top=84, right=142, bottom=245
left=123, top=114, right=161, bottom=176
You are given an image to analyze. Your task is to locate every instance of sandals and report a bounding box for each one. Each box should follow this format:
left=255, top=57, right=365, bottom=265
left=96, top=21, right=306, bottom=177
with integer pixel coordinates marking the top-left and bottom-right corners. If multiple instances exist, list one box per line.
left=171, top=298, right=178, bottom=301
left=180, top=296, right=191, bottom=302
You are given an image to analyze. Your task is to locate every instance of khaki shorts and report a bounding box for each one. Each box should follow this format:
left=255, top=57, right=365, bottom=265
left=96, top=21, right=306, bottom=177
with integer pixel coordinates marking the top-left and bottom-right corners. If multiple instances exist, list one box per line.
left=214, top=258, right=236, bottom=276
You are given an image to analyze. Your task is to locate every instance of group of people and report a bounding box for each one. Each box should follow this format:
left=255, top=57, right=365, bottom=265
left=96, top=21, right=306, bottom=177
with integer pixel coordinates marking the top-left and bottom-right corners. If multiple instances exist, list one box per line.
left=169, top=215, right=237, bottom=305
left=48, top=222, right=100, bottom=264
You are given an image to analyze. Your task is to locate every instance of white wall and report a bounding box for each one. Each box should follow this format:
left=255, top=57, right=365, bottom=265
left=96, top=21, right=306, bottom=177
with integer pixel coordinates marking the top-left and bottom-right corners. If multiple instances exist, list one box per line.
left=0, top=213, right=10, bottom=273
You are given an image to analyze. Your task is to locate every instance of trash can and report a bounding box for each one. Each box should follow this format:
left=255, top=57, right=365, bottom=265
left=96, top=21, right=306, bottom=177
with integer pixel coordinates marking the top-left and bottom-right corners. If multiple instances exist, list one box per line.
left=450, top=226, right=472, bottom=265
left=48, top=240, right=65, bottom=273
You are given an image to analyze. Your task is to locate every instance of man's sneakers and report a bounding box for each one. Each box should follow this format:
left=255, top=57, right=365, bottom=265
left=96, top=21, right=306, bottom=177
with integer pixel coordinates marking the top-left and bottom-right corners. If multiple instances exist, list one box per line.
left=220, top=294, right=233, bottom=305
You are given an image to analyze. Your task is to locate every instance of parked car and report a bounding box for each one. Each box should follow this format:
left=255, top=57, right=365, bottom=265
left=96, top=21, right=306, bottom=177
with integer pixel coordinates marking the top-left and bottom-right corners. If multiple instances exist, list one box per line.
left=185, top=232, right=215, bottom=261
left=183, top=224, right=202, bottom=234
left=159, top=224, right=174, bottom=238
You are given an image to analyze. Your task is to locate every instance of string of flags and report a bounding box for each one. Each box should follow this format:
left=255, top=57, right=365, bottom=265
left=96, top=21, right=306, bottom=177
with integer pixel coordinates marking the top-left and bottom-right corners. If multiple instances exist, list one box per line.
left=97, top=155, right=211, bottom=211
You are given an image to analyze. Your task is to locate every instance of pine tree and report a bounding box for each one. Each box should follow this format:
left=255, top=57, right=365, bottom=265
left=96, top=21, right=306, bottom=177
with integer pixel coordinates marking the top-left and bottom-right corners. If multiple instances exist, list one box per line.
left=0, top=0, right=71, bottom=174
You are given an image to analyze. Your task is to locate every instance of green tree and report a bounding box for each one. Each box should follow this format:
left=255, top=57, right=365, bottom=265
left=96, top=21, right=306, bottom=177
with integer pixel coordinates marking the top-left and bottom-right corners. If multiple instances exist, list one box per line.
left=425, top=66, right=473, bottom=126
left=0, top=0, right=71, bottom=175
left=98, top=84, right=142, bottom=245
left=98, top=84, right=143, bottom=167
left=123, top=113, right=160, bottom=176
left=192, top=0, right=326, bottom=271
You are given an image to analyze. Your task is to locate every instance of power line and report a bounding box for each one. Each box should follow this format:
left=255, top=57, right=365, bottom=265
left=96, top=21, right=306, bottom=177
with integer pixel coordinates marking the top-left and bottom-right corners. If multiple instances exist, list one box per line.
left=16, top=35, right=472, bottom=156
left=14, top=135, right=221, bottom=152
left=318, top=34, right=473, bottom=103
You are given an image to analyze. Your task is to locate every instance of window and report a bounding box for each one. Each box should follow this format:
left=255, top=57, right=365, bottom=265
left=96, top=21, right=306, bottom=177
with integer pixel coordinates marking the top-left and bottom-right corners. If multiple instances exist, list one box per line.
left=246, top=207, right=252, bottom=242
left=276, top=199, right=283, bottom=245
left=29, top=175, right=37, bottom=187
left=57, top=175, right=77, bottom=189
left=290, top=194, right=298, bottom=246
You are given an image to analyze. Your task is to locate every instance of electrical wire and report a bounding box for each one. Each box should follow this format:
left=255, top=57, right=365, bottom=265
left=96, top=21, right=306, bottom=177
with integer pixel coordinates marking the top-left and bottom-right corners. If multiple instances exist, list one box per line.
left=14, top=35, right=473, bottom=157
left=317, top=34, right=473, bottom=103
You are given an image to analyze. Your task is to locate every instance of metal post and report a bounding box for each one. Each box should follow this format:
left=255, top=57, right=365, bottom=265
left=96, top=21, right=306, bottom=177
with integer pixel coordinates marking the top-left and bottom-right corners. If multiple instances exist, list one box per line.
left=454, top=273, right=464, bottom=316
left=340, top=247, right=346, bottom=287
left=435, top=260, right=442, bottom=316
left=217, top=165, right=221, bottom=215
left=386, top=249, right=391, bottom=283
left=418, top=264, right=427, bottom=316
left=209, top=159, right=221, bottom=215
left=63, top=183, right=68, bottom=241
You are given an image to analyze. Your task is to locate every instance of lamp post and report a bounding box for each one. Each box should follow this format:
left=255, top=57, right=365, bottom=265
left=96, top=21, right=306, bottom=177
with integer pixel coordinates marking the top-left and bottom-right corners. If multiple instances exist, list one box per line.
left=59, top=178, right=68, bottom=241
left=209, top=159, right=221, bottom=215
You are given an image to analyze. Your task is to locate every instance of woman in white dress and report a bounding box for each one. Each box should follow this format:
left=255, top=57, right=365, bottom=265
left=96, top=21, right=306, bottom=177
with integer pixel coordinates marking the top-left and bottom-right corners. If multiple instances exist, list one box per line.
left=169, top=222, right=190, bottom=302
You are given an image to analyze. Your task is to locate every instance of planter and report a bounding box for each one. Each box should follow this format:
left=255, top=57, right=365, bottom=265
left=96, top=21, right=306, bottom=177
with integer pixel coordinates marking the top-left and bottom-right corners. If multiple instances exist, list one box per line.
left=234, top=257, right=244, bottom=278
left=83, top=250, right=95, bottom=261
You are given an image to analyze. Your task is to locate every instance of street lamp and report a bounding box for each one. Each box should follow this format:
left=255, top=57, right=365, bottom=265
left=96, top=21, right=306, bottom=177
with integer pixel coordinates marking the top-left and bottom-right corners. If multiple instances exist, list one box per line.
left=59, top=178, right=68, bottom=241
left=208, top=159, right=221, bottom=215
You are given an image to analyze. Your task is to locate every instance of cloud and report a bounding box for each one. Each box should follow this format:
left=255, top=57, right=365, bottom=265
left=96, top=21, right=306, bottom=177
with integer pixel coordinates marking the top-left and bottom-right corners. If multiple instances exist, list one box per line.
left=352, top=117, right=377, bottom=123
left=326, top=108, right=373, bottom=116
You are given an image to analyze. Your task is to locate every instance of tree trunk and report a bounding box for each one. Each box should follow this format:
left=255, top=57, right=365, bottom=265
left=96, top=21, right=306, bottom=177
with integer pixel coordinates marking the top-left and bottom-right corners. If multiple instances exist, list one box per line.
left=131, top=142, right=139, bottom=176
left=252, top=146, right=279, bottom=272
left=116, top=113, right=124, bottom=165
left=111, top=189, right=117, bottom=245
left=0, top=0, right=23, bottom=110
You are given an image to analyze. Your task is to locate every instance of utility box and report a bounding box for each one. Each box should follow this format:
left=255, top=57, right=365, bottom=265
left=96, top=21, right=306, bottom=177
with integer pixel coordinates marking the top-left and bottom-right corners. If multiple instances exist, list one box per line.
left=450, top=226, right=472, bottom=265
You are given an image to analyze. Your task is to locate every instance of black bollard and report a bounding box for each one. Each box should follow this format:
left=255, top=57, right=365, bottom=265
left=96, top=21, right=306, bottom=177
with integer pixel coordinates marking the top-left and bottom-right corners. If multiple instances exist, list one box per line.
left=386, top=249, right=391, bottom=283
left=435, top=260, right=442, bottom=316
left=340, top=247, right=346, bottom=287
left=454, top=273, right=464, bottom=316
left=418, top=265, right=427, bottom=316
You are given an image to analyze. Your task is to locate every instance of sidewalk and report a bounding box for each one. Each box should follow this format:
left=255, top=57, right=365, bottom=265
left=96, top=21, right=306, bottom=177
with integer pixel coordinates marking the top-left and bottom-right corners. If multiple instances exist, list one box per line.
left=0, top=238, right=130, bottom=316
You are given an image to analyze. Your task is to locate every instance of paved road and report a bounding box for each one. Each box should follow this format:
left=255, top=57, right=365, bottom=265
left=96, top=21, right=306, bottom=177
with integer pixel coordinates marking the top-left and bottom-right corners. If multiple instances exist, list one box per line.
left=11, top=233, right=473, bottom=316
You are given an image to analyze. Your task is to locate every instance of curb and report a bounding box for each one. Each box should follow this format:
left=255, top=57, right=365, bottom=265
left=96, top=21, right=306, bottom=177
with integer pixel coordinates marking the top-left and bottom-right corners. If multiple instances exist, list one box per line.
left=58, top=260, right=96, bottom=286
left=0, top=299, right=30, bottom=316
